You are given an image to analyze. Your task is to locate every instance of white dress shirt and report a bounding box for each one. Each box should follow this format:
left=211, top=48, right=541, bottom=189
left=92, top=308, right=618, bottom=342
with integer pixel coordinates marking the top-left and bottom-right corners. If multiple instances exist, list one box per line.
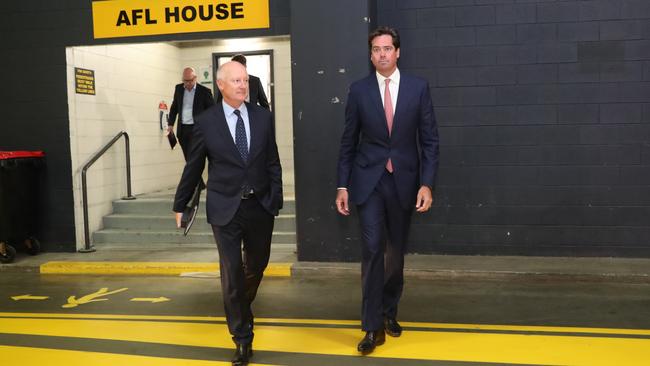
left=376, top=68, right=400, bottom=115
left=181, top=84, right=196, bottom=125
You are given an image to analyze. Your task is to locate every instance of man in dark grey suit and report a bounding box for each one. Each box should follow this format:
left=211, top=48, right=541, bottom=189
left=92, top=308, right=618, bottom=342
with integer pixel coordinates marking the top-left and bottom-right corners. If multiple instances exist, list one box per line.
left=336, top=26, right=439, bottom=355
left=173, top=61, right=282, bottom=366
left=216, top=54, right=270, bottom=110
left=168, top=67, right=215, bottom=161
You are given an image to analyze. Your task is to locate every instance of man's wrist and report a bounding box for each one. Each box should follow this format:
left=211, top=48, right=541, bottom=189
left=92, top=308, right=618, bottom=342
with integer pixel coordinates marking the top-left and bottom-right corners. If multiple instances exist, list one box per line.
left=337, top=187, right=347, bottom=191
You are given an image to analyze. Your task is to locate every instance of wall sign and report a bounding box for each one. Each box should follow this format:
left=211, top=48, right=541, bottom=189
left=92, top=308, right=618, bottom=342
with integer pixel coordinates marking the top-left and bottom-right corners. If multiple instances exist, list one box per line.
left=92, top=0, right=270, bottom=39
left=75, top=68, right=96, bottom=95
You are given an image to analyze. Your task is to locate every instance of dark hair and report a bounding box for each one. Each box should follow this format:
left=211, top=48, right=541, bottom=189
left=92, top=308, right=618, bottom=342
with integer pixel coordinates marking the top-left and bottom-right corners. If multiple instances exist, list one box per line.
left=231, top=54, right=247, bottom=66
left=368, top=26, right=400, bottom=50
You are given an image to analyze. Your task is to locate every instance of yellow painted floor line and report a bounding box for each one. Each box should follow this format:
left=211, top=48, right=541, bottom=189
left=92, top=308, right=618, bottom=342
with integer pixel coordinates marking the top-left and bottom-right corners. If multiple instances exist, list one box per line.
left=1, top=314, right=649, bottom=365
left=39, top=262, right=292, bottom=277
left=4, top=312, right=649, bottom=337
left=2, top=345, right=273, bottom=366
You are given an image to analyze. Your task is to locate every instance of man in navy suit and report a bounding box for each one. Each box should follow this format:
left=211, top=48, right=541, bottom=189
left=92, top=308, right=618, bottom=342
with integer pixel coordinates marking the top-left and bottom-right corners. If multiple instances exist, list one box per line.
left=336, top=26, right=439, bottom=355
left=173, top=61, right=282, bottom=366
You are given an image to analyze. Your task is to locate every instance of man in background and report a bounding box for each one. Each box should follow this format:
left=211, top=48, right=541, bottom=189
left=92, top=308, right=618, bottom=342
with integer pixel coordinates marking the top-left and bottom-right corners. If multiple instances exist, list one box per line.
left=168, top=67, right=215, bottom=161
left=216, top=54, right=270, bottom=110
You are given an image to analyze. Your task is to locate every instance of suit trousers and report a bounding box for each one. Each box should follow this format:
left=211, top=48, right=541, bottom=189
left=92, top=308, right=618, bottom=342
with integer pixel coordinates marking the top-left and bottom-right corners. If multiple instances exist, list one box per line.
left=178, top=124, right=194, bottom=162
left=178, top=125, right=205, bottom=190
left=357, top=170, right=412, bottom=331
left=211, top=197, right=274, bottom=344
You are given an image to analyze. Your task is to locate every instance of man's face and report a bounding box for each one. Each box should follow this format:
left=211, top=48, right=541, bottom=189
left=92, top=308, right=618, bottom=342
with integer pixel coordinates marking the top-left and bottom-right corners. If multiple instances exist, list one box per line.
left=217, top=62, right=249, bottom=107
left=370, top=34, right=400, bottom=76
left=182, top=70, right=197, bottom=91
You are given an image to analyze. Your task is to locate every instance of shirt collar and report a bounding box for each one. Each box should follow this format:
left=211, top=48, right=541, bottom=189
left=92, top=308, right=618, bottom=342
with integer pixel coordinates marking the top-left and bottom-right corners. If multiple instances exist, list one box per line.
left=376, top=68, right=400, bottom=87
left=222, top=101, right=248, bottom=118
left=184, top=83, right=197, bottom=93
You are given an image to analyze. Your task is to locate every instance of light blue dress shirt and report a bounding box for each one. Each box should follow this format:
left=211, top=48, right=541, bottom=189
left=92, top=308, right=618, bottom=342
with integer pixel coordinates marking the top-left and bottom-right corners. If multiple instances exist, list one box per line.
left=181, top=84, right=196, bottom=125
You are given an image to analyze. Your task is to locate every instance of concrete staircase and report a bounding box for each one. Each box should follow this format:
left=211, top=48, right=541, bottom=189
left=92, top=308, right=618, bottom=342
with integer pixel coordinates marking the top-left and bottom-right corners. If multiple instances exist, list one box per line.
left=92, top=189, right=296, bottom=251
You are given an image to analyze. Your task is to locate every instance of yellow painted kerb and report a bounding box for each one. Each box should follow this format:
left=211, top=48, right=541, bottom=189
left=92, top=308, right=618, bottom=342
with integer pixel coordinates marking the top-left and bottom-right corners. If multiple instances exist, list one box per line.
left=40, top=261, right=292, bottom=277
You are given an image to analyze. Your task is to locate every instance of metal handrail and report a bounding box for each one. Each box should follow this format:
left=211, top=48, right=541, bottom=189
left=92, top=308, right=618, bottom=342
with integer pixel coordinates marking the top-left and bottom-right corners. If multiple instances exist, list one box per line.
left=80, top=131, right=136, bottom=253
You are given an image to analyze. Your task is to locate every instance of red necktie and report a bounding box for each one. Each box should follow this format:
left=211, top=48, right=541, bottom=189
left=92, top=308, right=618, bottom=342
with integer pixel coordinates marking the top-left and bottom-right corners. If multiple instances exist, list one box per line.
left=384, top=78, right=394, bottom=173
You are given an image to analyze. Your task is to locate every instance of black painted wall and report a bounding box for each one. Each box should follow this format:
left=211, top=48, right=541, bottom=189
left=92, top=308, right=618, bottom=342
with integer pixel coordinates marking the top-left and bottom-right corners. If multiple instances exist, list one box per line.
left=290, top=0, right=374, bottom=261
left=0, top=0, right=290, bottom=251
left=373, top=0, right=650, bottom=257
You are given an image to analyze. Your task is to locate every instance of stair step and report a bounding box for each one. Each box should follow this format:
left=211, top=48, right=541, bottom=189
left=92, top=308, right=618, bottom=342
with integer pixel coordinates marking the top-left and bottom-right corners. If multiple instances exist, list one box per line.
left=113, top=198, right=296, bottom=215
left=103, top=214, right=296, bottom=232
left=93, top=229, right=296, bottom=245
left=92, top=243, right=297, bottom=253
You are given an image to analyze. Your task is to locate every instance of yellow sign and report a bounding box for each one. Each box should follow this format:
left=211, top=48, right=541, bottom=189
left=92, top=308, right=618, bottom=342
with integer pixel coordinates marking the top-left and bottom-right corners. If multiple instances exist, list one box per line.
left=92, top=0, right=270, bottom=39
left=62, top=287, right=128, bottom=308
left=74, top=68, right=96, bottom=95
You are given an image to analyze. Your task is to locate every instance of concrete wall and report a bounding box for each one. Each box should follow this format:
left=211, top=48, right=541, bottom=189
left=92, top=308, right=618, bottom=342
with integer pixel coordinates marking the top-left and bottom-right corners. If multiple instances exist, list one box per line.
left=67, top=37, right=294, bottom=249
left=66, top=43, right=184, bottom=248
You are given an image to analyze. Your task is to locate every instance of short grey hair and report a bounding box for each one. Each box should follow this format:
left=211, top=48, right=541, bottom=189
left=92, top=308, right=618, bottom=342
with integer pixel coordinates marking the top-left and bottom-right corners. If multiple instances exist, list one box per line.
left=183, top=67, right=196, bottom=77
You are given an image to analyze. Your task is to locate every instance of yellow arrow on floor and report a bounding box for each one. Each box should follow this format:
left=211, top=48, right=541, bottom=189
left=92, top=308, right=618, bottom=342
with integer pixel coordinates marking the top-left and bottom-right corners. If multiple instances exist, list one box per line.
left=130, top=297, right=170, bottom=303
left=11, top=295, right=50, bottom=301
left=62, top=287, right=129, bottom=309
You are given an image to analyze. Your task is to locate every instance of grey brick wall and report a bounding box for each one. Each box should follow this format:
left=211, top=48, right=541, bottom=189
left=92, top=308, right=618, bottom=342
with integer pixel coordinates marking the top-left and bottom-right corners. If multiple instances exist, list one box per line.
left=378, top=0, right=650, bottom=256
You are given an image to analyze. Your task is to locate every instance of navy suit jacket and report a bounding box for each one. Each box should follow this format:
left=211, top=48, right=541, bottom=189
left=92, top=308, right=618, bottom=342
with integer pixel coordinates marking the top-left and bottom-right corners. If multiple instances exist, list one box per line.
left=337, top=72, right=439, bottom=210
left=173, top=102, right=283, bottom=225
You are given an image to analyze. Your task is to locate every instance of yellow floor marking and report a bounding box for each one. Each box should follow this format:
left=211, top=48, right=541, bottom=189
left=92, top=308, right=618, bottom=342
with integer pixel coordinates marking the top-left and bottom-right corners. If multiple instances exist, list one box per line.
left=11, top=295, right=50, bottom=301
left=62, top=287, right=129, bottom=308
left=1, top=345, right=273, bottom=366
left=3, top=312, right=650, bottom=337
left=1, top=314, right=649, bottom=365
left=39, top=262, right=292, bottom=277
left=130, top=297, right=171, bottom=303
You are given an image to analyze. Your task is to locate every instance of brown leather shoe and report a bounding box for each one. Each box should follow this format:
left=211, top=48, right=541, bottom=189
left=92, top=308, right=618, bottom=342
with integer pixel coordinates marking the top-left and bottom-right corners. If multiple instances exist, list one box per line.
left=357, top=330, right=385, bottom=354
left=384, top=318, right=402, bottom=337
left=231, top=343, right=253, bottom=366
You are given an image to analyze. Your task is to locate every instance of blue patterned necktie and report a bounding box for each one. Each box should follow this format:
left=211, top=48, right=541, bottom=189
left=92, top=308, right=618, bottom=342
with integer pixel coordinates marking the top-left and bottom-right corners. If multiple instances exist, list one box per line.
left=233, top=109, right=248, bottom=162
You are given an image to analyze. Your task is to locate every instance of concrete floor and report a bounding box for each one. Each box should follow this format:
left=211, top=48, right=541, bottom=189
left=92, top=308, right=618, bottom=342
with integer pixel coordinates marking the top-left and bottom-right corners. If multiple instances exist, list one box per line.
left=1, top=273, right=650, bottom=365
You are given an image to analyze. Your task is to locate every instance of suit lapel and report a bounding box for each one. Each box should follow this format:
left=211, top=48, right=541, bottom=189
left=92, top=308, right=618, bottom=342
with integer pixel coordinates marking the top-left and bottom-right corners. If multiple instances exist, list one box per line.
left=192, top=85, right=201, bottom=112
left=247, top=103, right=263, bottom=162
left=365, top=75, right=390, bottom=138
left=392, top=75, right=408, bottom=135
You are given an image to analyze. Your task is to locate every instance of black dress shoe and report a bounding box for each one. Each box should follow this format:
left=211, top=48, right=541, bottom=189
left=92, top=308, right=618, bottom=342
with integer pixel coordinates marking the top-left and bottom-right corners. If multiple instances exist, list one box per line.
left=231, top=343, right=253, bottom=366
left=357, top=330, right=385, bottom=354
left=385, top=318, right=402, bottom=337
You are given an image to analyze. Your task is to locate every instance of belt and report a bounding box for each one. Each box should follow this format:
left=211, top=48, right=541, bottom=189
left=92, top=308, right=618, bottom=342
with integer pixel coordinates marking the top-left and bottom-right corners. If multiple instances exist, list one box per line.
left=241, top=190, right=255, bottom=200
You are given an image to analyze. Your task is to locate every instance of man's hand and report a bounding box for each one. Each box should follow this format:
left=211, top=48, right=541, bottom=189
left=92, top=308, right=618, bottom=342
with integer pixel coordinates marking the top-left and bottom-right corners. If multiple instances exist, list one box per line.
left=175, top=212, right=183, bottom=228
left=166, top=125, right=174, bottom=135
left=335, top=189, right=350, bottom=216
left=415, top=186, right=433, bottom=213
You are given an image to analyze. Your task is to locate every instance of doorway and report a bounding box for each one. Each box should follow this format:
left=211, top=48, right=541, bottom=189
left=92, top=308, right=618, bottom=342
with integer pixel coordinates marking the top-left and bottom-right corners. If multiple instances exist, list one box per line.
left=212, top=50, right=275, bottom=113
